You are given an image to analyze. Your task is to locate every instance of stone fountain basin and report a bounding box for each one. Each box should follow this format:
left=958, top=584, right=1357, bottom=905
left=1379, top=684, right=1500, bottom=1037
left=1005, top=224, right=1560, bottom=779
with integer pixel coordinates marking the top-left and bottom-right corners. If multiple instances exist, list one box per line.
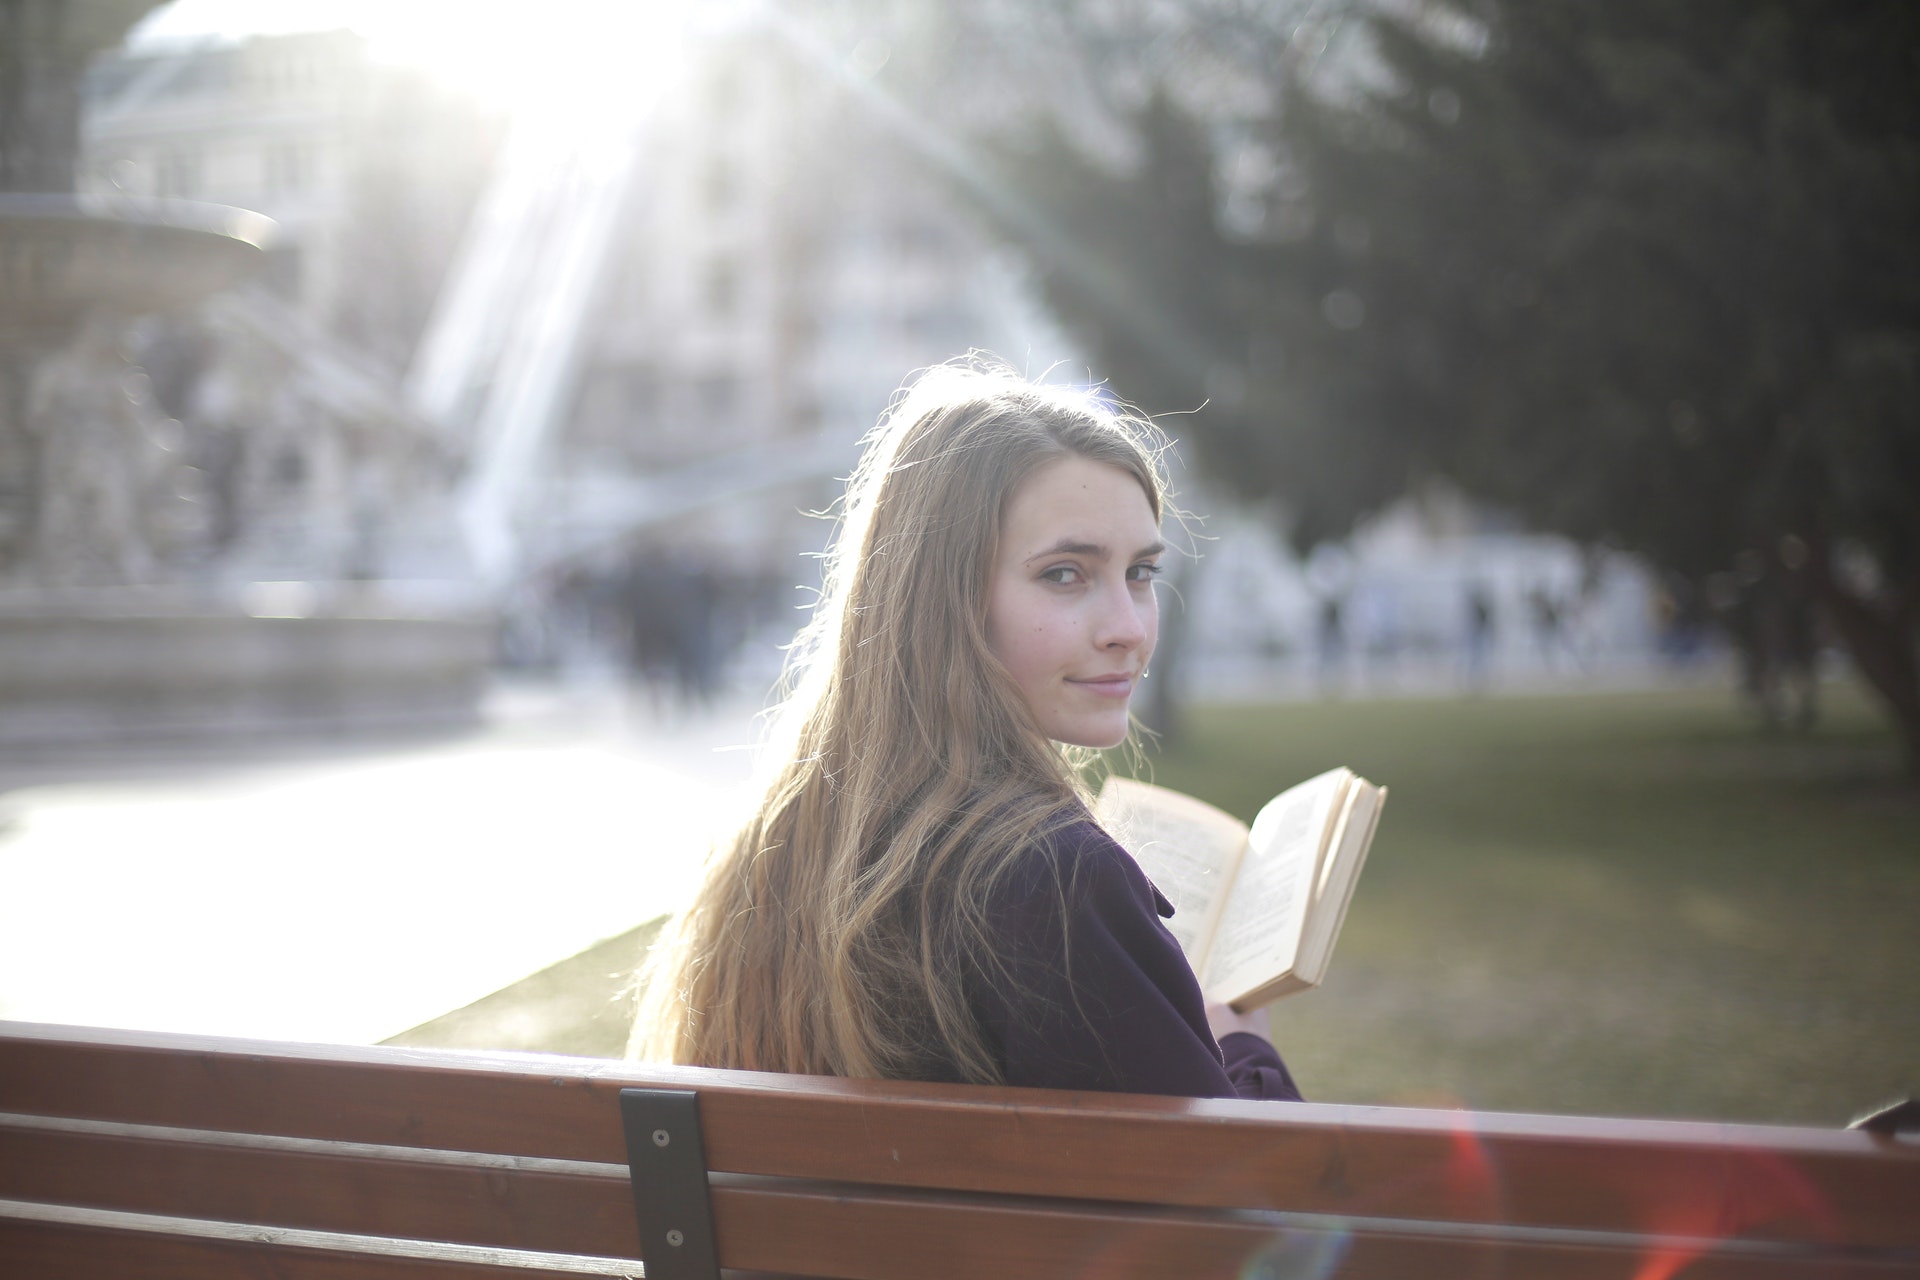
left=0, top=585, right=495, bottom=744
left=0, top=193, right=275, bottom=343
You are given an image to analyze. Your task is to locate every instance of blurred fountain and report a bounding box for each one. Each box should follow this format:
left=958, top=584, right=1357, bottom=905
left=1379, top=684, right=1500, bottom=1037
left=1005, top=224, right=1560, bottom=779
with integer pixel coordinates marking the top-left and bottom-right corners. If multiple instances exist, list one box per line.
left=0, top=1, right=490, bottom=744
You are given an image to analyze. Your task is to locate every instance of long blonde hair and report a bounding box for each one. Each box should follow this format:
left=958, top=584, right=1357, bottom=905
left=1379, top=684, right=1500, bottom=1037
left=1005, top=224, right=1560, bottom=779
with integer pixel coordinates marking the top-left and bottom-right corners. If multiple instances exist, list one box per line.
left=631, top=362, right=1167, bottom=1083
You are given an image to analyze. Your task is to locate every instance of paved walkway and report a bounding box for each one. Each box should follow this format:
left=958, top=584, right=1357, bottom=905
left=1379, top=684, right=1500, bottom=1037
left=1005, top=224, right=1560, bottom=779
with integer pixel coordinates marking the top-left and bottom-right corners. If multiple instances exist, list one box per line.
left=0, top=679, right=763, bottom=1046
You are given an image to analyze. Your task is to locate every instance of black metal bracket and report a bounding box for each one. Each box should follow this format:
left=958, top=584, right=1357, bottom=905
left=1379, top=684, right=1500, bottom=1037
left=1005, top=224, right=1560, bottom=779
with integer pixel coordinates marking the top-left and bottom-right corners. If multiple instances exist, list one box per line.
left=620, top=1088, right=721, bottom=1280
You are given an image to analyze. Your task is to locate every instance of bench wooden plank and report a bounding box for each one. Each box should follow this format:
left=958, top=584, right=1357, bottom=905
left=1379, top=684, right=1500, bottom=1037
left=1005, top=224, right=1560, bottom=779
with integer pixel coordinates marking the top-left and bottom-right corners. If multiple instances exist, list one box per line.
left=705, top=1180, right=1917, bottom=1280
left=697, top=1085, right=1914, bottom=1251
left=6, top=1180, right=1902, bottom=1280
left=0, top=1200, right=641, bottom=1279
left=0, top=1115, right=642, bottom=1259
left=3, top=1022, right=1914, bottom=1252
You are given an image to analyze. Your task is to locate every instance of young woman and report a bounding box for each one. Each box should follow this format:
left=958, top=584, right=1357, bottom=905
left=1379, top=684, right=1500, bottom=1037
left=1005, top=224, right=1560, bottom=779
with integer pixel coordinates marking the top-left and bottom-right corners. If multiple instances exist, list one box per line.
left=631, top=363, right=1300, bottom=1100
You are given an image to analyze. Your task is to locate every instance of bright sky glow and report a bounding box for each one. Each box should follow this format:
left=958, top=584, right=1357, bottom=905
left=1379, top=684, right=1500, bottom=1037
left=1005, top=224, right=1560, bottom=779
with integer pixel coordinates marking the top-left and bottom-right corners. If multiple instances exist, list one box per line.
left=132, top=0, right=697, bottom=113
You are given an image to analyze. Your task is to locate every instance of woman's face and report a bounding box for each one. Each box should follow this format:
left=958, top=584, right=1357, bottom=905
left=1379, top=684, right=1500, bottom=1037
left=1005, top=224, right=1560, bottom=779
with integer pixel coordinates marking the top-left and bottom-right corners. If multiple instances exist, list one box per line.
left=985, top=455, right=1162, bottom=748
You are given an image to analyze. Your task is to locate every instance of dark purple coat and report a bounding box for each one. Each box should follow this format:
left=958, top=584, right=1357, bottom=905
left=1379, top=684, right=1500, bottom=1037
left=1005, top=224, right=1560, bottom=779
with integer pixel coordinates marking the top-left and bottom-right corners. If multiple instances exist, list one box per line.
left=961, top=817, right=1303, bottom=1101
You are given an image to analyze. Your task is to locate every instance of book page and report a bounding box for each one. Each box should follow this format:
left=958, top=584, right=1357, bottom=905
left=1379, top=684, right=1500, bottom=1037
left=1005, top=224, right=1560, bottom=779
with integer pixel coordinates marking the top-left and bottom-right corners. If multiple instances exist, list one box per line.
left=1200, top=769, right=1350, bottom=1005
left=1094, top=777, right=1250, bottom=969
left=1291, top=782, right=1385, bottom=988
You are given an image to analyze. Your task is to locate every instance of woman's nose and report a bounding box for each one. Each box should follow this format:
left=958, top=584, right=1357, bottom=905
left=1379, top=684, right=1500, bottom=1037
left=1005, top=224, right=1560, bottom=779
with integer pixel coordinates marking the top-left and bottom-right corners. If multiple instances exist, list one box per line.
left=1095, top=580, right=1152, bottom=650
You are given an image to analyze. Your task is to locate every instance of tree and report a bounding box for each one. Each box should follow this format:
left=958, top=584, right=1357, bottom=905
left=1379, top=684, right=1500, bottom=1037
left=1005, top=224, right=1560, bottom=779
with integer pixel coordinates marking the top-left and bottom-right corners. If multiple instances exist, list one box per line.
left=968, top=1, right=1920, bottom=776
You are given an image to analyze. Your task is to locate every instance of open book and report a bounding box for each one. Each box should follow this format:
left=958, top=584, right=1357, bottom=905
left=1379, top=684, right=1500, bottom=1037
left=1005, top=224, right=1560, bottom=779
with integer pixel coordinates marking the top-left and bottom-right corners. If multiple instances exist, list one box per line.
left=1095, top=768, right=1386, bottom=1012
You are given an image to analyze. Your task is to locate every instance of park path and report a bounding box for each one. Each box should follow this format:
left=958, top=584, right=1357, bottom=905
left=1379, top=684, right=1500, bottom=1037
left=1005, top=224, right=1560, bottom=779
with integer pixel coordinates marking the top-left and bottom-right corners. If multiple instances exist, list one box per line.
left=0, top=679, right=762, bottom=1046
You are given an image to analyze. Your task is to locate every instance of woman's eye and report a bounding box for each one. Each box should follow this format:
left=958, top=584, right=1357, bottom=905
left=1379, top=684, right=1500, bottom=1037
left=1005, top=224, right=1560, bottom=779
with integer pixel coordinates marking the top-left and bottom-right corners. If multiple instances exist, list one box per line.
left=1040, top=565, right=1083, bottom=585
left=1128, top=562, right=1164, bottom=583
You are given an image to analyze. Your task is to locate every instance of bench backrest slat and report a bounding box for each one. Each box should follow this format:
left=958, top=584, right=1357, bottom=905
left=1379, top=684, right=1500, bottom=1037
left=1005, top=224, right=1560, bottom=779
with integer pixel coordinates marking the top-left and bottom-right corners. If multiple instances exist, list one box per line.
left=705, top=1179, right=1909, bottom=1280
left=0, top=1202, right=639, bottom=1279
left=0, top=1114, right=640, bottom=1259
left=695, top=1086, right=1920, bottom=1250
left=4, top=1022, right=1913, bottom=1251
left=6, top=1179, right=1896, bottom=1280
left=15, top=1124, right=1720, bottom=1280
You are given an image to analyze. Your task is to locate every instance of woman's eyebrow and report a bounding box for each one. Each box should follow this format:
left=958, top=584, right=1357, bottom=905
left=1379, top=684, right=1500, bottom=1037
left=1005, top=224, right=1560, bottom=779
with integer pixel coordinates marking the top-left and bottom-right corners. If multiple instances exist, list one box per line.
left=1025, top=539, right=1106, bottom=563
left=1023, top=538, right=1167, bottom=564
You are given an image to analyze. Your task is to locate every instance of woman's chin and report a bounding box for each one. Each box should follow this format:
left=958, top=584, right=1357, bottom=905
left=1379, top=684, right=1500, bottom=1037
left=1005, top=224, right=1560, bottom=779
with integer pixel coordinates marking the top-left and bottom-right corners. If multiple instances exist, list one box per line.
left=1050, top=715, right=1133, bottom=751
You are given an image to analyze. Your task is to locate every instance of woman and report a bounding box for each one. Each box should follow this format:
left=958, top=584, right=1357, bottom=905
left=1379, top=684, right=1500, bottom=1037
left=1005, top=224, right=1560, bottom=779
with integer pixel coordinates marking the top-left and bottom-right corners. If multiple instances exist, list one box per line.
left=631, top=362, right=1300, bottom=1100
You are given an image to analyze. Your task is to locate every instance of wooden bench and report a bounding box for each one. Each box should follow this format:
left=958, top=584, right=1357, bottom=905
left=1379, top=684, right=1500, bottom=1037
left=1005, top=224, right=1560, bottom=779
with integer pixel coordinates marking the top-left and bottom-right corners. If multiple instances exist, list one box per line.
left=2, top=1020, right=1915, bottom=1278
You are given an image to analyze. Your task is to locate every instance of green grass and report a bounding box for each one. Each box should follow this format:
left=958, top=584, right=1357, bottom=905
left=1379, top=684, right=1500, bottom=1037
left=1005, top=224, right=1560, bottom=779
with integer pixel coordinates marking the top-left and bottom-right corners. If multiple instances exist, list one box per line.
left=384, top=919, right=660, bottom=1060
left=1124, top=681, right=1918, bottom=1125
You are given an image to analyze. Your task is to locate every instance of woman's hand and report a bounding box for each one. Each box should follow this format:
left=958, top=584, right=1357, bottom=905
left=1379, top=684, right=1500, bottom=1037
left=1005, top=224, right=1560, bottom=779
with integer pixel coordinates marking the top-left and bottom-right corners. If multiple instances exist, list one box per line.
left=1205, top=1001, right=1271, bottom=1043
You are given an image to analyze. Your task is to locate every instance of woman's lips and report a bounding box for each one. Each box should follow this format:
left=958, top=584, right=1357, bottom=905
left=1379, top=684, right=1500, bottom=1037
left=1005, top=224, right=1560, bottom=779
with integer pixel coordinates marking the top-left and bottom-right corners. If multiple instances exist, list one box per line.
left=1069, top=674, right=1136, bottom=696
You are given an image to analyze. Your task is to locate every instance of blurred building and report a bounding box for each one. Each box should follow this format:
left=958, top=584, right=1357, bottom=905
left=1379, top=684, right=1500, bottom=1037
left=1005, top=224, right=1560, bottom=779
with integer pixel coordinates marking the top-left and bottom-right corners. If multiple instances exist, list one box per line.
left=559, top=26, right=1062, bottom=577
left=81, top=30, right=497, bottom=368
left=578, top=31, right=1068, bottom=692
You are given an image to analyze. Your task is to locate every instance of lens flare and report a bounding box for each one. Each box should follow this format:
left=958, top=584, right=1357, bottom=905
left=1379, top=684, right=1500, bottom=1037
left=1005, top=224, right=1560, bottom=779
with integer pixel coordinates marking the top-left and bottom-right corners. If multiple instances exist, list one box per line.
left=1630, top=1146, right=1842, bottom=1280
left=1238, top=1225, right=1353, bottom=1280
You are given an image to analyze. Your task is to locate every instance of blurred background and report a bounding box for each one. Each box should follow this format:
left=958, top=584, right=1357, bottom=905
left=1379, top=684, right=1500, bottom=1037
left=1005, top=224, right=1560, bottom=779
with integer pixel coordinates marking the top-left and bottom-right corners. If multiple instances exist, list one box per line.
left=0, top=0, right=1913, bottom=1125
